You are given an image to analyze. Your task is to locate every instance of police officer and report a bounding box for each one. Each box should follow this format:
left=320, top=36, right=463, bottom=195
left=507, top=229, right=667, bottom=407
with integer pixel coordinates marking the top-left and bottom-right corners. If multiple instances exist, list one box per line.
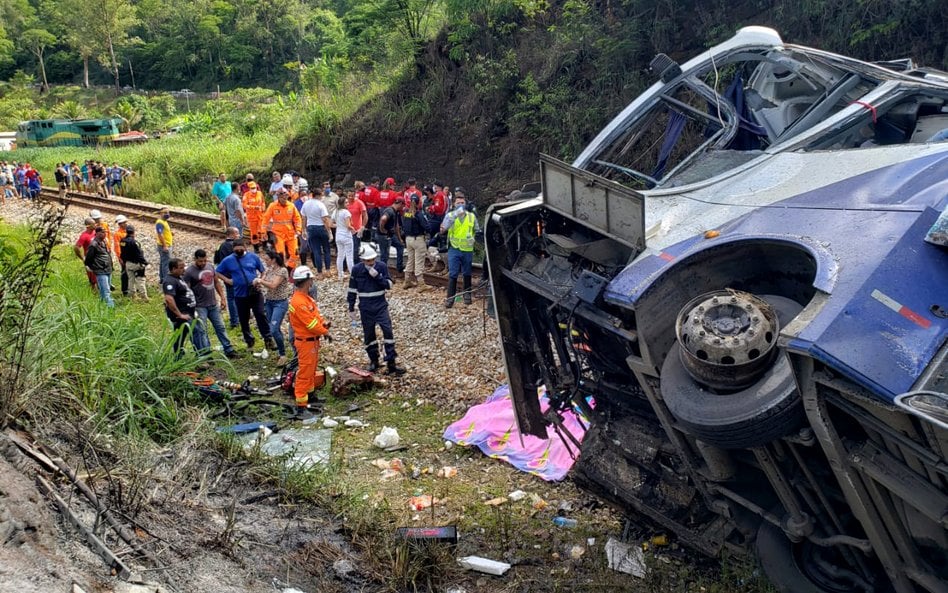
left=347, top=245, right=406, bottom=375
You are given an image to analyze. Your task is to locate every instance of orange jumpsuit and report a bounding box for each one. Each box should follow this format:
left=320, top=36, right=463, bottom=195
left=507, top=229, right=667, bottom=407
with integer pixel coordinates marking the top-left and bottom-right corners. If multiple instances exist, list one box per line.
left=288, top=289, right=329, bottom=407
left=112, top=225, right=127, bottom=259
left=262, top=200, right=302, bottom=267
left=242, top=183, right=267, bottom=248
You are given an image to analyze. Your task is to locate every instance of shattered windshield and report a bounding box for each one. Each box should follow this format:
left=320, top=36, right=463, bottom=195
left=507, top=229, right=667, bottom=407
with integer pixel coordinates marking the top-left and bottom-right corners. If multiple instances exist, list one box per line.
left=583, top=49, right=881, bottom=189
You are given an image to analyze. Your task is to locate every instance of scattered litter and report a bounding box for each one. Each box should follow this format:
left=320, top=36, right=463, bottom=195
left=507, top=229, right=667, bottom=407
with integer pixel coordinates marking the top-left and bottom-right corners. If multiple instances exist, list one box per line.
left=245, top=428, right=332, bottom=468
left=281, top=589, right=306, bottom=593
left=408, top=495, right=434, bottom=510
left=115, top=584, right=169, bottom=593
left=396, top=525, right=458, bottom=544
left=445, top=587, right=467, bottom=593
left=373, top=426, right=400, bottom=448
left=457, top=556, right=511, bottom=576
left=484, top=497, right=507, bottom=506
left=216, top=421, right=277, bottom=435
left=335, top=416, right=350, bottom=422
left=569, top=545, right=585, bottom=560
left=371, top=458, right=403, bottom=471
left=444, top=440, right=454, bottom=450
left=437, top=466, right=458, bottom=478
left=552, top=517, right=577, bottom=528
left=322, top=418, right=339, bottom=428
left=332, top=558, right=355, bottom=578
left=380, top=469, right=402, bottom=480
left=587, top=537, right=597, bottom=547
left=507, top=489, right=527, bottom=501
left=558, top=500, right=574, bottom=512
left=605, top=537, right=646, bottom=577
left=344, top=419, right=365, bottom=428
left=530, top=494, right=549, bottom=510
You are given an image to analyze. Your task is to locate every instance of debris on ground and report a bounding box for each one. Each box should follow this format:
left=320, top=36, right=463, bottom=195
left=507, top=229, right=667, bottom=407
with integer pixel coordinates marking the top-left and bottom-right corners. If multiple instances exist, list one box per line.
left=407, top=495, right=435, bottom=510
left=395, top=525, right=458, bottom=545
left=507, top=489, right=526, bottom=501
left=247, top=428, right=332, bottom=468
left=373, top=426, right=400, bottom=448
left=605, top=537, right=646, bottom=577
left=457, top=555, right=512, bottom=576
left=483, top=497, right=507, bottom=506
left=436, top=466, right=457, bottom=478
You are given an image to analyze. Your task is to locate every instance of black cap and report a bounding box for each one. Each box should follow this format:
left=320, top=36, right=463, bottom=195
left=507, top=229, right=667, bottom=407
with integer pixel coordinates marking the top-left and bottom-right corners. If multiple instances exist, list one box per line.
left=125, top=224, right=135, bottom=233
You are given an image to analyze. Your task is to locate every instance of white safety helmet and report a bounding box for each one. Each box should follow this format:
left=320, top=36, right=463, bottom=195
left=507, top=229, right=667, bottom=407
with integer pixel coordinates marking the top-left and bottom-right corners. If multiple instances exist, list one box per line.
left=115, top=215, right=127, bottom=224
left=90, top=209, right=102, bottom=219
left=359, top=245, right=378, bottom=260
left=292, top=265, right=315, bottom=281
left=282, top=173, right=294, bottom=186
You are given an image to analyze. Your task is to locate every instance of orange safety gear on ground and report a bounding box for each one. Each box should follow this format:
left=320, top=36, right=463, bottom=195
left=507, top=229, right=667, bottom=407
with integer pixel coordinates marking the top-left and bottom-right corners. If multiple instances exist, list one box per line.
left=242, top=183, right=267, bottom=246
left=262, top=201, right=302, bottom=267
left=113, top=225, right=127, bottom=259
left=288, top=290, right=329, bottom=407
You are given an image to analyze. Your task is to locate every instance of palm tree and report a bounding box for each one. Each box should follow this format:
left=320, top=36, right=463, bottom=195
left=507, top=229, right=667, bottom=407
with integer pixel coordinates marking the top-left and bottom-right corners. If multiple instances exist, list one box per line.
left=54, top=100, right=86, bottom=120
left=111, top=102, right=142, bottom=132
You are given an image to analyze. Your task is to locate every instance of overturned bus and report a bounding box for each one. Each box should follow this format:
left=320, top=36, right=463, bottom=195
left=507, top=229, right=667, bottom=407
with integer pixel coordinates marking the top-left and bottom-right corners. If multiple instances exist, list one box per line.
left=485, top=26, right=948, bottom=593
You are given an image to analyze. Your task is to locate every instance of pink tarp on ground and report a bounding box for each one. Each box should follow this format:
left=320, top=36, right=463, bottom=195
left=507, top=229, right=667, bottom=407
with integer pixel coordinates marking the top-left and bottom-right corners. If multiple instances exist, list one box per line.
left=442, top=385, right=591, bottom=481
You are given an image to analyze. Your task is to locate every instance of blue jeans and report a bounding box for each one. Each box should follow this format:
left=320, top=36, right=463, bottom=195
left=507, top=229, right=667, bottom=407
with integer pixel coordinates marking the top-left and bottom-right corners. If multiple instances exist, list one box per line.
left=95, top=274, right=114, bottom=307
left=225, top=284, right=239, bottom=328
left=193, top=304, right=234, bottom=355
left=264, top=298, right=289, bottom=356
left=375, top=230, right=403, bottom=270
left=307, top=226, right=331, bottom=272
left=157, top=247, right=171, bottom=283
left=447, top=248, right=473, bottom=279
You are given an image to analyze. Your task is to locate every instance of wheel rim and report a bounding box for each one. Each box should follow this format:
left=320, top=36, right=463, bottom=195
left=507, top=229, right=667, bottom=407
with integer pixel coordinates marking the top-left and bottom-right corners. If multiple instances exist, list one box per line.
left=676, top=289, right=779, bottom=391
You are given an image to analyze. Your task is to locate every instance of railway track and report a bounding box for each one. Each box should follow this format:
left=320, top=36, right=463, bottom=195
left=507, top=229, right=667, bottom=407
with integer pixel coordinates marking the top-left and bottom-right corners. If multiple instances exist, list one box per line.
left=36, top=185, right=476, bottom=288
left=38, top=186, right=222, bottom=238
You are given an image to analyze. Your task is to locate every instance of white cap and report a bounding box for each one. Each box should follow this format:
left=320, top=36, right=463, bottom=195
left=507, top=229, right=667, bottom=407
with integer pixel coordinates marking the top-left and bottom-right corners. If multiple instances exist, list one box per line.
left=359, top=245, right=378, bottom=260
left=292, top=265, right=315, bottom=281
left=90, top=209, right=102, bottom=219
left=115, top=215, right=127, bottom=223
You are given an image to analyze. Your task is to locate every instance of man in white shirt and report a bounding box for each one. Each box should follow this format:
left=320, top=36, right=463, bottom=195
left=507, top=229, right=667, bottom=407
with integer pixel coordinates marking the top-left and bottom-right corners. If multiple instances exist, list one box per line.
left=268, top=171, right=284, bottom=198
left=300, top=194, right=334, bottom=277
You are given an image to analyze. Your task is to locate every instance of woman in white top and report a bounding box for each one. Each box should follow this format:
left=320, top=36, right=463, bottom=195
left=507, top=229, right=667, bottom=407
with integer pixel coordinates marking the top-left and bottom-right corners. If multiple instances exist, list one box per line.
left=334, top=195, right=355, bottom=279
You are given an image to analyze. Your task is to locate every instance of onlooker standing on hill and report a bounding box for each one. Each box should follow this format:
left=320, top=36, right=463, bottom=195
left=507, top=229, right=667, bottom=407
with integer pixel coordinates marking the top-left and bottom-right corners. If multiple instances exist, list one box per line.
left=333, top=195, right=355, bottom=279
left=268, top=171, right=284, bottom=199
left=162, top=258, right=196, bottom=357
left=155, top=207, right=174, bottom=282
left=120, top=225, right=149, bottom=300
left=84, top=226, right=115, bottom=308
left=184, top=249, right=237, bottom=359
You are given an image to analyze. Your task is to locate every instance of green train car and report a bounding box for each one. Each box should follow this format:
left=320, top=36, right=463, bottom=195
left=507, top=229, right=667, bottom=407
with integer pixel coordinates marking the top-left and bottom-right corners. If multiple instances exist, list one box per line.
left=15, top=118, right=122, bottom=147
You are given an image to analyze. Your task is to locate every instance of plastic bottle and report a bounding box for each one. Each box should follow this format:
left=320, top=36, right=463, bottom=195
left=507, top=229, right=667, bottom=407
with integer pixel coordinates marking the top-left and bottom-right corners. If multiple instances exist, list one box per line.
left=552, top=516, right=577, bottom=528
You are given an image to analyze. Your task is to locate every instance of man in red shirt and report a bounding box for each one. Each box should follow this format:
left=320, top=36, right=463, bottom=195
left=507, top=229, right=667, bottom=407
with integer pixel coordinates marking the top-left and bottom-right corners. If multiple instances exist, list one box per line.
left=363, top=176, right=382, bottom=234
left=427, top=181, right=448, bottom=238
left=73, top=217, right=98, bottom=289
left=347, top=189, right=368, bottom=267
left=378, top=177, right=401, bottom=209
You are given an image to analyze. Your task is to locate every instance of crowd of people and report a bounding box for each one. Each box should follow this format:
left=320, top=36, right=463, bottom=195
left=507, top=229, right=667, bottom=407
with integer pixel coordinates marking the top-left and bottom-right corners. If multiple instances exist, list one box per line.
left=0, top=160, right=134, bottom=204
left=72, top=170, right=487, bottom=418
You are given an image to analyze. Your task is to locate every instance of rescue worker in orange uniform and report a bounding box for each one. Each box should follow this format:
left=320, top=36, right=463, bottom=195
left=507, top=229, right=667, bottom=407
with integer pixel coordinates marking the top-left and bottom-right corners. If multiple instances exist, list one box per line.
left=242, top=181, right=267, bottom=251
left=262, top=189, right=302, bottom=268
left=288, top=265, right=331, bottom=417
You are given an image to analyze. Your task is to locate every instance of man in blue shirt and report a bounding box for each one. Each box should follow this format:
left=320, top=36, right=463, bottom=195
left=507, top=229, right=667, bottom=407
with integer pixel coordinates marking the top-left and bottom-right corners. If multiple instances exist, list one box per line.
left=215, top=239, right=273, bottom=351
left=212, top=172, right=230, bottom=205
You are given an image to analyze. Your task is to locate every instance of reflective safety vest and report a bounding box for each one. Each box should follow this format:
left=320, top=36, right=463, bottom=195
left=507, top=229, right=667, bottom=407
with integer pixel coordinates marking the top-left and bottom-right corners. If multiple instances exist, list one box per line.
left=447, top=213, right=475, bottom=251
left=288, top=290, right=329, bottom=339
